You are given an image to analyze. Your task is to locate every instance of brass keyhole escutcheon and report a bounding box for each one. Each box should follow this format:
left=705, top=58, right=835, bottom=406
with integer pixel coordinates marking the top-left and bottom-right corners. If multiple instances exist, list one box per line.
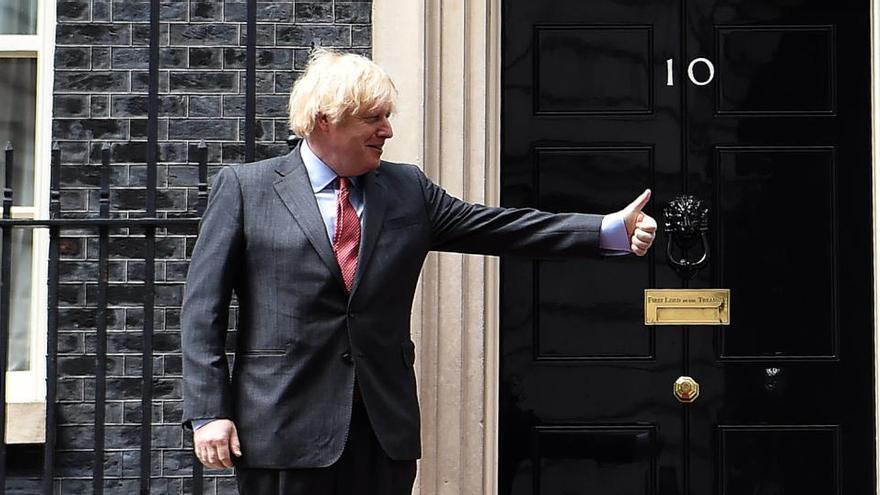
left=674, top=376, right=700, bottom=403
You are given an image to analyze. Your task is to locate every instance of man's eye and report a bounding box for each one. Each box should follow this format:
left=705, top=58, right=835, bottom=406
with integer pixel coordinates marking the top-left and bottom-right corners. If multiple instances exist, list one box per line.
left=360, top=113, right=389, bottom=123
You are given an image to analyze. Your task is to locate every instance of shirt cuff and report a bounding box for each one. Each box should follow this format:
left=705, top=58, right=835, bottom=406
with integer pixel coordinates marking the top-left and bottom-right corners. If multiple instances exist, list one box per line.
left=191, top=418, right=217, bottom=430
left=599, top=212, right=631, bottom=255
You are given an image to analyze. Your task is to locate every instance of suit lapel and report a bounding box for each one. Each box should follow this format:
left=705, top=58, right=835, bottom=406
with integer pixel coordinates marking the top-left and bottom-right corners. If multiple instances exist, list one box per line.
left=350, top=168, right=387, bottom=296
left=272, top=146, right=345, bottom=289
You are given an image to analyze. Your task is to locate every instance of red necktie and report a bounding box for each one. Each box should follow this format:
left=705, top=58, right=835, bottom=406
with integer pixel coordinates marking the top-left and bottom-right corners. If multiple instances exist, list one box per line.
left=333, top=177, right=360, bottom=293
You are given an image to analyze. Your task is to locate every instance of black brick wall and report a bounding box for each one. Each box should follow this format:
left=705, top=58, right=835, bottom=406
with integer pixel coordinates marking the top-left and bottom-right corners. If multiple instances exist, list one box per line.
left=12, top=1, right=373, bottom=493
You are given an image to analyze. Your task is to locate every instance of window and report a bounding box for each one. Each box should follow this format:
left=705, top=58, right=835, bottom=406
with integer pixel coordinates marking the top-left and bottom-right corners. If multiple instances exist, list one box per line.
left=0, top=0, right=55, bottom=409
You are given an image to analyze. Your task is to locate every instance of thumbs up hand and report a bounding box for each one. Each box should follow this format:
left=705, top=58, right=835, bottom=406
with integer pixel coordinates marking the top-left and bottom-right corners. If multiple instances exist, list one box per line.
left=620, top=189, right=657, bottom=257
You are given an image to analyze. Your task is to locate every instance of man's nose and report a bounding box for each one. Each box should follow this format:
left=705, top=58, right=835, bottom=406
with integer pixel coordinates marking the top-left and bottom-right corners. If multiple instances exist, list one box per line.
left=378, top=117, right=394, bottom=138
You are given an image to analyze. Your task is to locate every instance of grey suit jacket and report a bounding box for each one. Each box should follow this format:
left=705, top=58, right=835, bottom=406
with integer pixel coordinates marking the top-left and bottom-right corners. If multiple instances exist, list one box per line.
left=181, top=144, right=604, bottom=468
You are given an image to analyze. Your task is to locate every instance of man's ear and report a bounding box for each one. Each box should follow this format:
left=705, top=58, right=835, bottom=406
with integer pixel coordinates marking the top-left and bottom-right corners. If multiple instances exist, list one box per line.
left=315, top=113, right=331, bottom=132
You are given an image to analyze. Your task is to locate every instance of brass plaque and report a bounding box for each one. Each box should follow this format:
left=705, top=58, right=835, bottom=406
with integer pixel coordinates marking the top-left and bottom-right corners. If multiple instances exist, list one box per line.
left=644, top=289, right=730, bottom=325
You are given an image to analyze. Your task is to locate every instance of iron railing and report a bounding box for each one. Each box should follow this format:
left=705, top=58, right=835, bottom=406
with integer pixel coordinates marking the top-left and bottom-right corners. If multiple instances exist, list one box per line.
left=0, top=140, right=209, bottom=494
left=0, top=0, right=271, bottom=490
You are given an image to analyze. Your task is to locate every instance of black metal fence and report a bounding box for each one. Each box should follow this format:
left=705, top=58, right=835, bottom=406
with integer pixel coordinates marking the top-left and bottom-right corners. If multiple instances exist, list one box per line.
left=0, top=140, right=208, bottom=494
left=0, top=0, right=303, bottom=490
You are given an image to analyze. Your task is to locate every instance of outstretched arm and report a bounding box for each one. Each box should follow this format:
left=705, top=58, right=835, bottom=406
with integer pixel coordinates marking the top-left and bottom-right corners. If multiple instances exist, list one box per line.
left=416, top=166, right=655, bottom=257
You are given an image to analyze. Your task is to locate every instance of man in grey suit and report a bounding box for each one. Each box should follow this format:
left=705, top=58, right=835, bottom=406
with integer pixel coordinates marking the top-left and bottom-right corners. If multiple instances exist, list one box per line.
left=182, top=49, right=657, bottom=494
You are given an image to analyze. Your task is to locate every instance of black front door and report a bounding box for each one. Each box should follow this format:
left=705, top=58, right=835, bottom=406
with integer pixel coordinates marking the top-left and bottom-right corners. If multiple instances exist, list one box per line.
left=499, top=1, right=874, bottom=493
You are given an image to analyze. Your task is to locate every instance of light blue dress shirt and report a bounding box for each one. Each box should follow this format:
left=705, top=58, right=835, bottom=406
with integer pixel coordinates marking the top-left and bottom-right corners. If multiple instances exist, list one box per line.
left=300, top=140, right=365, bottom=241
left=599, top=210, right=632, bottom=254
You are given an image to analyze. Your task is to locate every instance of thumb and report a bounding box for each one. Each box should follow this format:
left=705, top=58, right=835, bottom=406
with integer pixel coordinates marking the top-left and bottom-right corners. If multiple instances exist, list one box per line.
left=230, top=425, right=242, bottom=457
left=625, top=189, right=652, bottom=215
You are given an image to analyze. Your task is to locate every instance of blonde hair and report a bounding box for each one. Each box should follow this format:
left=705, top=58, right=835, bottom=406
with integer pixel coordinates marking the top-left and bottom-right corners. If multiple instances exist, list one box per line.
left=288, top=49, right=397, bottom=138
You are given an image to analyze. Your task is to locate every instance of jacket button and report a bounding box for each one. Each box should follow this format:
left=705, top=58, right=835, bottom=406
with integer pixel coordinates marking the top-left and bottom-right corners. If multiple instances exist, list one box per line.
left=341, top=351, right=353, bottom=364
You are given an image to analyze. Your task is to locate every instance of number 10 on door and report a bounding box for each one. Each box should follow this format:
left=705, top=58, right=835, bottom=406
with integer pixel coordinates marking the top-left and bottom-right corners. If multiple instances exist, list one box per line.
left=667, top=58, right=715, bottom=86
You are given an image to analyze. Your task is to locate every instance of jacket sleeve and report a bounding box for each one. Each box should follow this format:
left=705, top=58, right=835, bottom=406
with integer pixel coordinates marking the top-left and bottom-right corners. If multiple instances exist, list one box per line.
left=180, top=166, right=244, bottom=429
left=414, top=166, right=604, bottom=258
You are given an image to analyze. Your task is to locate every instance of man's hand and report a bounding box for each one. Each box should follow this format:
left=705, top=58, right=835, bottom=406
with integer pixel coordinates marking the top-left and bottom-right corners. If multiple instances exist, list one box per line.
left=194, top=419, right=242, bottom=469
left=621, top=189, right=657, bottom=257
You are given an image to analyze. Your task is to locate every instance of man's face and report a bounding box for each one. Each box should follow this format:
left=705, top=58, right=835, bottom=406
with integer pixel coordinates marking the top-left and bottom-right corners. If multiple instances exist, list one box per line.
left=320, top=108, right=394, bottom=176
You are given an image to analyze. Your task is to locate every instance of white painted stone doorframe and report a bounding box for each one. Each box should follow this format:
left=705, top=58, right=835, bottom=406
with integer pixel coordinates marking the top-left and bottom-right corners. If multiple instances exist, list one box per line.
left=375, top=0, right=880, bottom=494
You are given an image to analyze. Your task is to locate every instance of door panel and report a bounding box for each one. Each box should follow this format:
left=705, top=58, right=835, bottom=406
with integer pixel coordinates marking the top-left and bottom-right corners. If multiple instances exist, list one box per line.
left=715, top=147, right=836, bottom=358
left=716, top=27, right=835, bottom=115
left=534, top=426, right=657, bottom=494
left=718, top=426, right=839, bottom=494
left=535, top=27, right=654, bottom=115
left=535, top=147, right=653, bottom=359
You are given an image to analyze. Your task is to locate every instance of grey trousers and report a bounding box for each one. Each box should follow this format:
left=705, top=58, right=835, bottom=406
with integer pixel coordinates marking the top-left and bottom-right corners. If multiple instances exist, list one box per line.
left=235, top=399, right=417, bottom=495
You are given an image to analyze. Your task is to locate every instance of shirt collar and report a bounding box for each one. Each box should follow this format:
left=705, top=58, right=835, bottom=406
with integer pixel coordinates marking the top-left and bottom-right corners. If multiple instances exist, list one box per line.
left=300, top=139, right=359, bottom=192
